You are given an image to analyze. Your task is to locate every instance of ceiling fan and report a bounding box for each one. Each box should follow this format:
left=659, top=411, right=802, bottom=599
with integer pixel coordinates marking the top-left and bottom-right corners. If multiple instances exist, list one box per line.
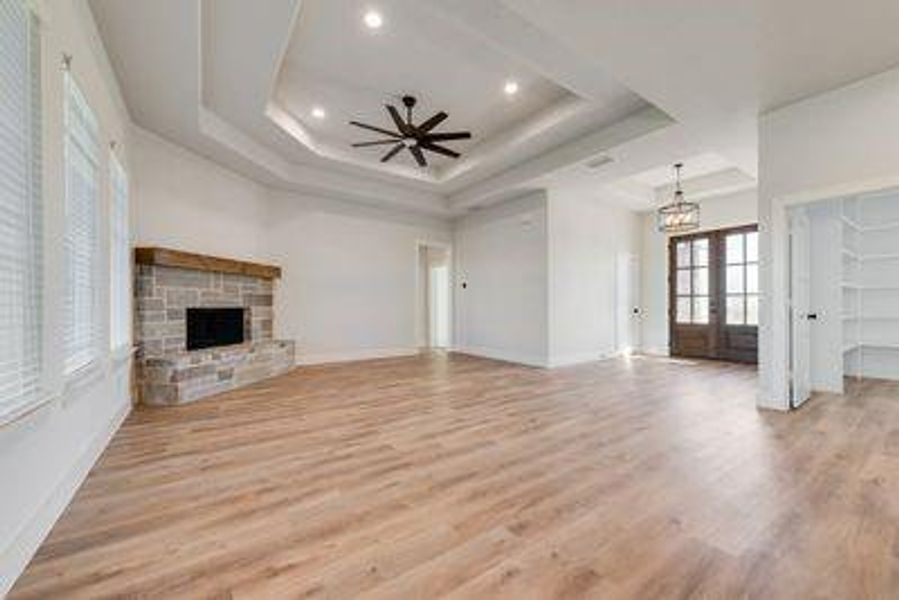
left=349, top=95, right=472, bottom=167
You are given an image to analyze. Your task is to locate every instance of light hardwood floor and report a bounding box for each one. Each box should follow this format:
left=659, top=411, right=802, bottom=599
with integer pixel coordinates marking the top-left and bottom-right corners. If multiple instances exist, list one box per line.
left=11, top=353, right=899, bottom=598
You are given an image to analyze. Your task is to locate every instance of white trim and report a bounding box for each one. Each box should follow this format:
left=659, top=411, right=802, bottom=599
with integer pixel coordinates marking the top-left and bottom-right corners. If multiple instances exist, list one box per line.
left=640, top=346, right=671, bottom=357
left=0, top=399, right=130, bottom=597
left=295, top=347, right=419, bottom=366
left=62, top=360, right=103, bottom=396
left=545, top=351, right=616, bottom=368
left=763, top=178, right=899, bottom=411
left=453, top=345, right=548, bottom=368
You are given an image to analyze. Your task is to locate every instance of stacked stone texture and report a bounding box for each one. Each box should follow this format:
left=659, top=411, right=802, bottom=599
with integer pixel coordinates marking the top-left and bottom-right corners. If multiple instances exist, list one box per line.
left=135, top=264, right=294, bottom=405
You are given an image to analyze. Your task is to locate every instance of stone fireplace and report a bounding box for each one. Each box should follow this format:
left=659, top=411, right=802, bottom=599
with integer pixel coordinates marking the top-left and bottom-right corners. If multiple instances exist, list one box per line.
left=134, top=247, right=295, bottom=405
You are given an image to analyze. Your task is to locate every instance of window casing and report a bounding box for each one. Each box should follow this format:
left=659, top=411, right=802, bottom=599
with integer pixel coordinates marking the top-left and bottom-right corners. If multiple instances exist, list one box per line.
left=64, top=72, right=101, bottom=375
left=0, top=0, right=42, bottom=421
left=109, top=153, right=130, bottom=352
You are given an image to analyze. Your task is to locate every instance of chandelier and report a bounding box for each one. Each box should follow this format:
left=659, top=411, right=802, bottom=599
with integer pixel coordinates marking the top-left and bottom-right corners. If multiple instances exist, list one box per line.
left=657, top=162, right=700, bottom=233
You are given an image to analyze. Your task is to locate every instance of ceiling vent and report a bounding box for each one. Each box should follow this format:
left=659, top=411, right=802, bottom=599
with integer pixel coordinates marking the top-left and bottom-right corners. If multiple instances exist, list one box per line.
left=584, top=155, right=614, bottom=170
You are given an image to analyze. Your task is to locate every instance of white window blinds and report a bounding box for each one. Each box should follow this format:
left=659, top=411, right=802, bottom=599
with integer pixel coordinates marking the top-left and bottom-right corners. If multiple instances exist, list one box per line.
left=0, top=0, right=42, bottom=419
left=64, top=72, right=101, bottom=374
left=109, top=152, right=130, bottom=351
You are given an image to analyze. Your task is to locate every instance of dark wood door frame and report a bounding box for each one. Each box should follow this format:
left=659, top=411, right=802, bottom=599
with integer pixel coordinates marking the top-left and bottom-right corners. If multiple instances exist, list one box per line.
left=668, top=224, right=758, bottom=363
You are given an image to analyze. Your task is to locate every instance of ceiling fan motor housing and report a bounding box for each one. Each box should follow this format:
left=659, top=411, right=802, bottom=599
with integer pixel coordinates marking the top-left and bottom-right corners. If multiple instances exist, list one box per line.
left=349, top=94, right=472, bottom=167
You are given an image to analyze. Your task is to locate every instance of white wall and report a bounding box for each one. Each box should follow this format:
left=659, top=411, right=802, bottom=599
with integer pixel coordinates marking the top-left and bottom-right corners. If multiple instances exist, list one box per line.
left=0, top=1, right=133, bottom=593
left=454, top=192, right=549, bottom=367
left=130, top=129, right=452, bottom=365
left=639, top=188, right=758, bottom=355
left=267, top=193, right=451, bottom=364
left=759, top=65, right=899, bottom=409
left=131, top=127, right=271, bottom=263
left=547, top=190, right=642, bottom=366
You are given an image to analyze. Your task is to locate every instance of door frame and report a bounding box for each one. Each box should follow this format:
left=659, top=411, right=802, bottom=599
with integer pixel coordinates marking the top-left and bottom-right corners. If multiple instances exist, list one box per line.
left=668, top=223, right=759, bottom=362
left=415, top=240, right=453, bottom=350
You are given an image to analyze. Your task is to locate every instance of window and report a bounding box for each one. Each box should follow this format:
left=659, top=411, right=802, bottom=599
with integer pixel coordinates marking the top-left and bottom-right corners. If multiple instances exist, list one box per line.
left=725, top=231, right=759, bottom=325
left=0, top=0, right=42, bottom=420
left=674, top=237, right=710, bottom=324
left=64, top=72, right=101, bottom=374
left=109, top=153, right=130, bottom=351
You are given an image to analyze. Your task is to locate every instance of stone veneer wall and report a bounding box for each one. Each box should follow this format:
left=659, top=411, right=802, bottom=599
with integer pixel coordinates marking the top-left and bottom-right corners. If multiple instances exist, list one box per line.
left=134, top=263, right=294, bottom=404
left=135, top=264, right=274, bottom=356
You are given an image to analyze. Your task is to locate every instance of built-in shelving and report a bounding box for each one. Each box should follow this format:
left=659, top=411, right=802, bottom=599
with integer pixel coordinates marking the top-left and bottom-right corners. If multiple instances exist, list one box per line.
left=841, top=192, right=899, bottom=382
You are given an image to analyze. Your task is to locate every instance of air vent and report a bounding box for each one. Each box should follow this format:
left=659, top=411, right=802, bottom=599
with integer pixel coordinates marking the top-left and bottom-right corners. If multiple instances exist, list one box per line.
left=585, top=155, right=614, bottom=170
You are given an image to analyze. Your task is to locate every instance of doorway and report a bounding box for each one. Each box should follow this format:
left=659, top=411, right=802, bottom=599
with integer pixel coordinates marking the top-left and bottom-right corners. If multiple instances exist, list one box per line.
left=417, top=244, right=451, bottom=350
left=668, top=224, right=759, bottom=362
left=616, top=253, right=641, bottom=354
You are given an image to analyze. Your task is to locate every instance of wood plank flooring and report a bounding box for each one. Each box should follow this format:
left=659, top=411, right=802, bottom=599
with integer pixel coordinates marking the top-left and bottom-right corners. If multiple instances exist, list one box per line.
left=11, top=353, right=899, bottom=598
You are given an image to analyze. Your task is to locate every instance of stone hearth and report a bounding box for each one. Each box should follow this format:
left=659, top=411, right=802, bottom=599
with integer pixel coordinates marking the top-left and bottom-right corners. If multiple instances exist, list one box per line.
left=134, top=248, right=295, bottom=405
left=139, top=340, right=295, bottom=405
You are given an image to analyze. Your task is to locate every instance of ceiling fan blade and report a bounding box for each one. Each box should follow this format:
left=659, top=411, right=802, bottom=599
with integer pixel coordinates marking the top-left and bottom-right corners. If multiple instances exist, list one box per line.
left=409, top=144, right=427, bottom=167
left=386, top=105, right=411, bottom=135
left=349, top=121, right=401, bottom=138
left=352, top=139, right=400, bottom=147
left=420, top=142, right=460, bottom=159
left=417, top=111, right=448, bottom=133
left=421, top=131, right=472, bottom=142
left=381, top=143, right=405, bottom=163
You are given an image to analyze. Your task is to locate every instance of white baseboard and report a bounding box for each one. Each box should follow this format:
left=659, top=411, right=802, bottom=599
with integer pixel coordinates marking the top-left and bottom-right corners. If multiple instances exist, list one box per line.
left=640, top=346, right=671, bottom=357
left=296, top=347, right=419, bottom=366
left=545, top=350, right=624, bottom=368
left=1, top=399, right=131, bottom=597
left=453, top=346, right=549, bottom=368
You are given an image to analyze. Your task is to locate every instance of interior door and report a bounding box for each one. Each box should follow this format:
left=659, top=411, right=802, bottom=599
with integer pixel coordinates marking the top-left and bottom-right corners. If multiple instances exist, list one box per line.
left=616, top=253, right=641, bottom=353
left=790, top=208, right=812, bottom=408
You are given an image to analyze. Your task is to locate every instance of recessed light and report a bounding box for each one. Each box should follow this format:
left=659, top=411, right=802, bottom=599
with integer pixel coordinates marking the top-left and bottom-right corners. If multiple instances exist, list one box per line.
left=504, top=81, right=519, bottom=96
left=311, top=106, right=326, bottom=119
left=364, top=10, right=383, bottom=29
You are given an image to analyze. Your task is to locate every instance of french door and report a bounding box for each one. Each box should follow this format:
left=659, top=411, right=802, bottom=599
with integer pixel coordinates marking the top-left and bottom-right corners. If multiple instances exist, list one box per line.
left=668, top=225, right=759, bottom=363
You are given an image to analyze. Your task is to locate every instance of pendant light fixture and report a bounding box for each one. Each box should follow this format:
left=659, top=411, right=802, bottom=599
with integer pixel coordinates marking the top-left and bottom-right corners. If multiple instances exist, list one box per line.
left=657, top=162, right=700, bottom=233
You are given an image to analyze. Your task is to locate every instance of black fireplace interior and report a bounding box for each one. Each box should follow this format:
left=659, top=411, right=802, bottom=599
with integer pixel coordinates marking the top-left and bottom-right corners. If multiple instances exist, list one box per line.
left=186, top=307, right=245, bottom=350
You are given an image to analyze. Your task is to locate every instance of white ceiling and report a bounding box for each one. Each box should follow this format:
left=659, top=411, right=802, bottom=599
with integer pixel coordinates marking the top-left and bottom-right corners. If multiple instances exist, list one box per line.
left=276, top=0, right=576, bottom=173
left=760, top=0, right=899, bottom=111
left=87, top=0, right=899, bottom=217
left=629, top=153, right=735, bottom=189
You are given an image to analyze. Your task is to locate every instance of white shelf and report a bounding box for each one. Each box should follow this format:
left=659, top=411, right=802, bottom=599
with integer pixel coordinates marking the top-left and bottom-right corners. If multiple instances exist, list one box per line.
left=861, top=343, right=899, bottom=351
left=861, top=253, right=899, bottom=261
left=841, top=195, right=899, bottom=382
left=841, top=216, right=862, bottom=231
left=861, top=220, right=899, bottom=233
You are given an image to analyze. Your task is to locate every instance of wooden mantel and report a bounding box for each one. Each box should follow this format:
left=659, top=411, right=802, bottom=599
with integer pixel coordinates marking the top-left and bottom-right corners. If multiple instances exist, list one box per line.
left=134, top=247, right=281, bottom=279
